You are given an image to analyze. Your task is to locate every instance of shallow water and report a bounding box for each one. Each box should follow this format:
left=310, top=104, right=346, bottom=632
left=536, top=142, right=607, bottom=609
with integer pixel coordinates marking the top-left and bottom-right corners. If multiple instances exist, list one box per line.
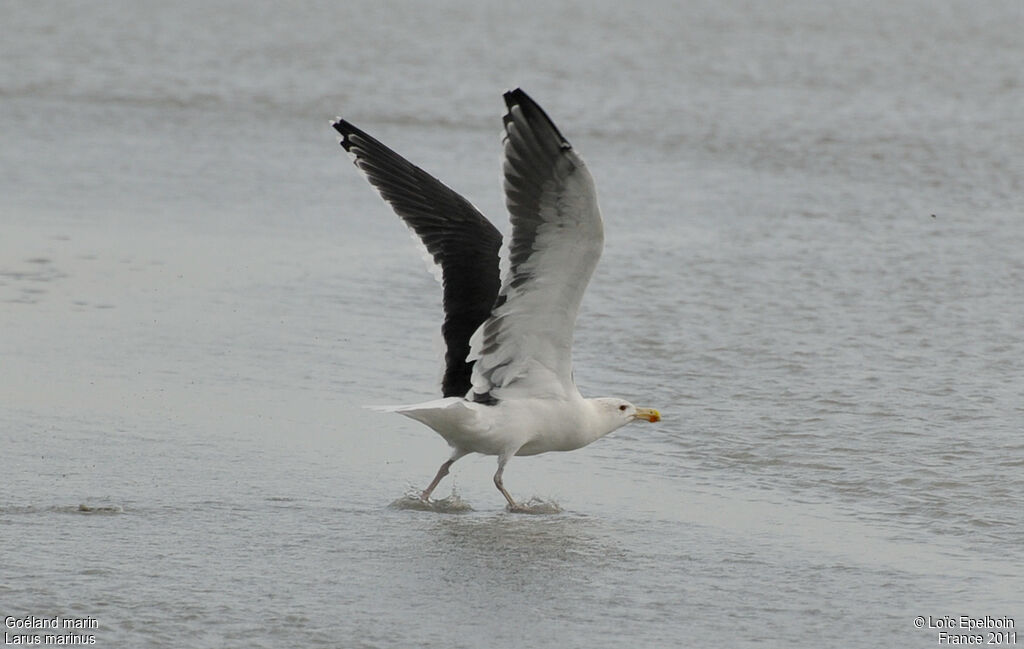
left=3, top=1, right=1022, bottom=647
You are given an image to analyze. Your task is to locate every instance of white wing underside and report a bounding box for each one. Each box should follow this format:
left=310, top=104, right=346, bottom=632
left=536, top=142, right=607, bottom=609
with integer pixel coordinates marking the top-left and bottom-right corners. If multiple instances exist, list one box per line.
left=467, top=95, right=604, bottom=402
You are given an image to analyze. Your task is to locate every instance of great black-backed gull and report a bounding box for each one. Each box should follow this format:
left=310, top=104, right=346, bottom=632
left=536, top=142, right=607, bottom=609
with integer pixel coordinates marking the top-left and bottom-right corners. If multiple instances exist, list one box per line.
left=332, top=89, right=660, bottom=511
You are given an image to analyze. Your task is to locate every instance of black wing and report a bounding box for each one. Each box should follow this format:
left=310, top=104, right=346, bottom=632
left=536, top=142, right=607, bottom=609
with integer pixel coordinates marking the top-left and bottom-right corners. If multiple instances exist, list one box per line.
left=333, top=119, right=503, bottom=398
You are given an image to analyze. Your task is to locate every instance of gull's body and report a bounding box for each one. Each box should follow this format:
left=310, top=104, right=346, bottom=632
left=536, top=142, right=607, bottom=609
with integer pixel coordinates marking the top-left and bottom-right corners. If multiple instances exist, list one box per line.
left=389, top=395, right=639, bottom=457
left=333, top=89, right=659, bottom=510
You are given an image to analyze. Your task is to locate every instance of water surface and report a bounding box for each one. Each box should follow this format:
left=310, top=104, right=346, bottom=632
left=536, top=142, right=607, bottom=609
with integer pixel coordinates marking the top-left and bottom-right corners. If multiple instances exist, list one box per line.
left=2, top=1, right=1022, bottom=647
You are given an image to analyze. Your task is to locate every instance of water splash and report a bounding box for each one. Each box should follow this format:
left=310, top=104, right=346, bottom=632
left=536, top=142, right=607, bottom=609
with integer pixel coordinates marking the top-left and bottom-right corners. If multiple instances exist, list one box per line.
left=509, top=497, right=563, bottom=515
left=389, top=490, right=474, bottom=514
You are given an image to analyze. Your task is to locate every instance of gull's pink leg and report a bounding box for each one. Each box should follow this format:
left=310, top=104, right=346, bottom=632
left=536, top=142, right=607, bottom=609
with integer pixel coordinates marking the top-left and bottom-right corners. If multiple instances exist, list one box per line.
left=493, top=460, right=525, bottom=512
left=420, top=450, right=467, bottom=502
left=421, top=459, right=454, bottom=501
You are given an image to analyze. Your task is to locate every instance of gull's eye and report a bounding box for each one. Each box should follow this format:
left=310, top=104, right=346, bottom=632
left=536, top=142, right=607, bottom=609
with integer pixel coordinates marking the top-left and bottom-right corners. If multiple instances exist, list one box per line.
left=619, top=405, right=628, bottom=411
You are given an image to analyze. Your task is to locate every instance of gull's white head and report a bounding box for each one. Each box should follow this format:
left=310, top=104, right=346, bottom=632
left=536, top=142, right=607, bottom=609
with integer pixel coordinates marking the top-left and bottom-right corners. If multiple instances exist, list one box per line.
left=590, top=397, right=661, bottom=437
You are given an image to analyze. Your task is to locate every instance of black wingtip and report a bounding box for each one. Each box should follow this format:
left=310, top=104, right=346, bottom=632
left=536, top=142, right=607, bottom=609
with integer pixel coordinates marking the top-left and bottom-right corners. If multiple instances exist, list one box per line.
left=502, top=87, right=528, bottom=106
left=332, top=118, right=356, bottom=151
left=502, top=88, right=571, bottom=148
left=503, top=87, right=542, bottom=116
